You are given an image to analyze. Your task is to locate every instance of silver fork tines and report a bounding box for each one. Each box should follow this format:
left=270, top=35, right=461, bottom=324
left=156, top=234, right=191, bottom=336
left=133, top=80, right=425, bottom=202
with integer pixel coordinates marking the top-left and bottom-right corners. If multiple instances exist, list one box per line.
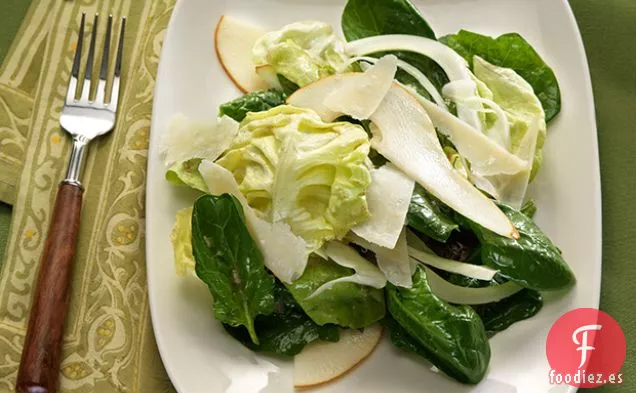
left=61, top=12, right=126, bottom=186
left=65, top=12, right=125, bottom=109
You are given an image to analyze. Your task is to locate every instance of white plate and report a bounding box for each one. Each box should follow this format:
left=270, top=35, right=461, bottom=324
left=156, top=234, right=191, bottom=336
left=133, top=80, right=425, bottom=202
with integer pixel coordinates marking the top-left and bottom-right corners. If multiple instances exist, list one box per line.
left=146, top=0, right=601, bottom=392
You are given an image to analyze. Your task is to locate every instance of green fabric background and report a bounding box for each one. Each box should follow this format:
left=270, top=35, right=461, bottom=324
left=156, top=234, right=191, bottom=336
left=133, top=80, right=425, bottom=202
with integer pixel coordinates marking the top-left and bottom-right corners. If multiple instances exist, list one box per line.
left=570, top=1, right=636, bottom=391
left=0, top=0, right=32, bottom=261
left=0, top=0, right=632, bottom=391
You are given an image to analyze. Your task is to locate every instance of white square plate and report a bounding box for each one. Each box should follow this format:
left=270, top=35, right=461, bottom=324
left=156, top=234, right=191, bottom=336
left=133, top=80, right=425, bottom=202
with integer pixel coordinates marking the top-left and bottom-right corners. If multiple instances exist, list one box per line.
left=146, top=1, right=601, bottom=392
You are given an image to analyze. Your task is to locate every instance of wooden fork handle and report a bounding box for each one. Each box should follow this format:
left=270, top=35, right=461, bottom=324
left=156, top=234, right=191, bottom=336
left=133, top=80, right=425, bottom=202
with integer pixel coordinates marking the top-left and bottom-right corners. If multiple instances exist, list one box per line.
left=16, top=181, right=84, bottom=393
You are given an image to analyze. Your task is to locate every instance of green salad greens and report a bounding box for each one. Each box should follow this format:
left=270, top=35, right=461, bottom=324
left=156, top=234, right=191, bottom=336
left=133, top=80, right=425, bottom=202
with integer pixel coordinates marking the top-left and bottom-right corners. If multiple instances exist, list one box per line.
left=162, top=0, right=574, bottom=386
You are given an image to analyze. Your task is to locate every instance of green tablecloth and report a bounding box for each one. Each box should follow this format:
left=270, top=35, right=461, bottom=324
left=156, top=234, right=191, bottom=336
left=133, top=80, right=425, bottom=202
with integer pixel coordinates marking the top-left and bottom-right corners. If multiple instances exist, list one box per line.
left=571, top=1, right=636, bottom=390
left=0, top=0, right=633, bottom=391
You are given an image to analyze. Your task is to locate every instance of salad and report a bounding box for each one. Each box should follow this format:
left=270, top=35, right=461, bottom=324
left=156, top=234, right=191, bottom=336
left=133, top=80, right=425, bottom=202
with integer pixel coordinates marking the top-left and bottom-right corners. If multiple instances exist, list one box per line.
left=161, top=0, right=576, bottom=388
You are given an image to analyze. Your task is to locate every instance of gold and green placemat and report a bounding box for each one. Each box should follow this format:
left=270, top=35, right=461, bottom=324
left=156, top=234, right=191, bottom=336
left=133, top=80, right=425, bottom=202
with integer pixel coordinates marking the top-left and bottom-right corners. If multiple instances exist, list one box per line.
left=0, top=0, right=633, bottom=392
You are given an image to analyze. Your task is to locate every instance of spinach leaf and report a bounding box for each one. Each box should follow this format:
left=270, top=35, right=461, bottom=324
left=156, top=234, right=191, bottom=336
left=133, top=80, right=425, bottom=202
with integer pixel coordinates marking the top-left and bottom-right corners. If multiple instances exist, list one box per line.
left=342, top=0, right=436, bottom=40
left=444, top=271, right=543, bottom=337
left=386, top=266, right=491, bottom=384
left=277, top=74, right=300, bottom=96
left=392, top=51, right=450, bottom=95
left=440, top=30, right=561, bottom=121
left=407, top=185, right=458, bottom=242
left=192, top=194, right=277, bottom=344
left=458, top=203, right=575, bottom=291
left=415, top=226, right=480, bottom=263
left=472, top=289, right=543, bottom=338
left=382, top=315, right=424, bottom=355
left=342, top=0, right=449, bottom=98
left=224, top=283, right=339, bottom=356
left=520, top=198, right=537, bottom=218
left=218, top=89, right=287, bottom=122
left=286, top=255, right=385, bottom=329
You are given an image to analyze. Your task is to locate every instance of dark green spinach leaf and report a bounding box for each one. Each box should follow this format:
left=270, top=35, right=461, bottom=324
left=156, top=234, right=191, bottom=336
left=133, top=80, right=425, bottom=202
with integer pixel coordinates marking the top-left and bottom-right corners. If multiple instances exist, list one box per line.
left=386, top=266, right=491, bottom=384
left=382, top=315, right=424, bottom=355
left=440, top=30, right=561, bottom=121
left=224, top=283, right=339, bottom=356
left=277, top=74, right=300, bottom=96
left=192, top=194, right=277, bottom=344
left=520, top=198, right=537, bottom=218
left=286, top=256, right=385, bottom=329
left=218, top=89, right=287, bottom=122
left=458, top=203, right=575, bottom=291
left=342, top=0, right=449, bottom=98
left=342, top=0, right=436, bottom=41
left=472, top=289, right=543, bottom=338
left=407, top=185, right=458, bottom=242
left=443, top=263, right=543, bottom=338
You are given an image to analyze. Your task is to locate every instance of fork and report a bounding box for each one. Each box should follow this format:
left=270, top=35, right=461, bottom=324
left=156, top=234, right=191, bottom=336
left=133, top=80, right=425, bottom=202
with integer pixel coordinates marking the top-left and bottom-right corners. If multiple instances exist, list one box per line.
left=16, top=13, right=125, bottom=393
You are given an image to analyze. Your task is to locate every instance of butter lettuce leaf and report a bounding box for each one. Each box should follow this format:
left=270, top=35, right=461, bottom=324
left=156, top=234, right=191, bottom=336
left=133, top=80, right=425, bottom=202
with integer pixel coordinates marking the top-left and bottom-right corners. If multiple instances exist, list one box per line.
left=253, top=21, right=350, bottom=87
left=166, top=159, right=207, bottom=192
left=286, top=255, right=385, bottom=329
left=216, top=105, right=372, bottom=250
left=170, top=207, right=196, bottom=276
left=472, top=56, right=546, bottom=181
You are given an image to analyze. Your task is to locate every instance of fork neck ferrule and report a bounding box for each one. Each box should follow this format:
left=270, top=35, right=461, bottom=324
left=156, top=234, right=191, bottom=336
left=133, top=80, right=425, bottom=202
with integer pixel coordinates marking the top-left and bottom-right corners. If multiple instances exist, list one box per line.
left=64, top=136, right=89, bottom=188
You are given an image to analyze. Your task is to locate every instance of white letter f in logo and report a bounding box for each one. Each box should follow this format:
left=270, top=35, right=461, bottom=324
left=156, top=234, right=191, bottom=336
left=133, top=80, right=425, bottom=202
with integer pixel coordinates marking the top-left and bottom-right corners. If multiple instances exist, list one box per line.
left=572, top=324, right=602, bottom=369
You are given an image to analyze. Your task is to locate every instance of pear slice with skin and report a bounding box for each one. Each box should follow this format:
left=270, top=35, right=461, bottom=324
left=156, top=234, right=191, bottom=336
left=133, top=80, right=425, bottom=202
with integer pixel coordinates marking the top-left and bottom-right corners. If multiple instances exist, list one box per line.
left=215, top=16, right=268, bottom=93
left=287, top=73, right=518, bottom=239
left=294, top=324, right=383, bottom=388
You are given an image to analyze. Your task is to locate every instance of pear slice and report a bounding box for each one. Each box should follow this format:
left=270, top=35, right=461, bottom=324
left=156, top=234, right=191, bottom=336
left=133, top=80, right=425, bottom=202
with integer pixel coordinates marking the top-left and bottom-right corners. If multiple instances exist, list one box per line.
left=294, top=324, right=383, bottom=388
left=287, top=73, right=517, bottom=239
left=287, top=55, right=398, bottom=122
left=214, top=16, right=268, bottom=93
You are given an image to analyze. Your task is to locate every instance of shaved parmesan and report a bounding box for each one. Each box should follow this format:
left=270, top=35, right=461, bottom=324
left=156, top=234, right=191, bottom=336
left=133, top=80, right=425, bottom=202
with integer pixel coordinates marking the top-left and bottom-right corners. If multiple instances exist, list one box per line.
left=369, top=84, right=518, bottom=239
left=324, top=55, right=397, bottom=120
left=287, top=75, right=341, bottom=121
left=408, top=248, right=497, bottom=281
left=308, top=242, right=386, bottom=299
left=346, top=34, right=481, bottom=130
left=345, top=56, right=448, bottom=110
left=352, top=163, right=414, bottom=249
left=159, top=114, right=238, bottom=167
left=442, top=80, right=511, bottom=149
left=198, top=160, right=309, bottom=283
left=349, top=230, right=413, bottom=288
left=413, top=93, right=526, bottom=176
left=287, top=75, right=517, bottom=238
left=482, top=117, right=542, bottom=209
left=424, top=267, right=522, bottom=305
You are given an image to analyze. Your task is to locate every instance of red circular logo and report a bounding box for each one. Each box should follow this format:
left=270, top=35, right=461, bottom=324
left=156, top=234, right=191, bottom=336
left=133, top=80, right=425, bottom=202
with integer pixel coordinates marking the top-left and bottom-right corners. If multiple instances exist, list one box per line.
left=546, top=308, right=626, bottom=388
